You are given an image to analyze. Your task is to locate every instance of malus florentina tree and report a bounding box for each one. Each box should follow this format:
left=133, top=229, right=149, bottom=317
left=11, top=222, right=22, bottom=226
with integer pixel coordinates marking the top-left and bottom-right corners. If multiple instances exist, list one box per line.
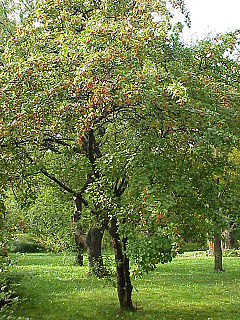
left=1, top=0, right=240, bottom=310
left=0, top=0, right=190, bottom=309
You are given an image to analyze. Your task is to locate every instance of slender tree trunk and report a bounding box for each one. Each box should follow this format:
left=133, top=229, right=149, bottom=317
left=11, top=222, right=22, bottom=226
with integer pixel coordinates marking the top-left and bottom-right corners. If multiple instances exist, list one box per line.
left=213, top=148, right=224, bottom=271
left=109, top=218, right=134, bottom=312
left=214, top=231, right=224, bottom=271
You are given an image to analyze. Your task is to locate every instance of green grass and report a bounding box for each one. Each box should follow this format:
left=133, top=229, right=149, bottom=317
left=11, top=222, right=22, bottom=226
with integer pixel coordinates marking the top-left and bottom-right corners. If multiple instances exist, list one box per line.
left=10, top=252, right=240, bottom=320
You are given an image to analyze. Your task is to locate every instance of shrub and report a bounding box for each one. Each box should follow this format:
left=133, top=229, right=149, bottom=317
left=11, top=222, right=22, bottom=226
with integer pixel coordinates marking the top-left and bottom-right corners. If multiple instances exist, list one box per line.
left=12, top=233, right=45, bottom=253
left=223, top=249, right=240, bottom=257
left=0, top=221, right=19, bottom=316
left=0, top=254, right=11, bottom=309
left=0, top=262, right=18, bottom=307
left=231, top=229, right=240, bottom=248
left=180, top=242, right=208, bottom=253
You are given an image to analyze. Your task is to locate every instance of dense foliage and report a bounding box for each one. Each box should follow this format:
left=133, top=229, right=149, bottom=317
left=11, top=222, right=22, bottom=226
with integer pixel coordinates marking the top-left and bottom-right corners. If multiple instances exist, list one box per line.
left=5, top=181, right=75, bottom=252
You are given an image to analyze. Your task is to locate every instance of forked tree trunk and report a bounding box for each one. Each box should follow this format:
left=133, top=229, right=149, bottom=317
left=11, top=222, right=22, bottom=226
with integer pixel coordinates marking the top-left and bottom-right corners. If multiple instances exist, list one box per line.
left=214, top=232, right=224, bottom=272
left=73, top=195, right=106, bottom=276
left=86, top=227, right=106, bottom=277
left=109, top=218, right=134, bottom=312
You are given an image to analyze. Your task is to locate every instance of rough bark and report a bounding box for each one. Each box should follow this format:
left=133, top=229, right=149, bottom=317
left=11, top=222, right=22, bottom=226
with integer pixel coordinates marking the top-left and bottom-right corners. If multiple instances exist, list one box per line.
left=109, top=218, right=134, bottom=312
left=214, top=232, right=224, bottom=272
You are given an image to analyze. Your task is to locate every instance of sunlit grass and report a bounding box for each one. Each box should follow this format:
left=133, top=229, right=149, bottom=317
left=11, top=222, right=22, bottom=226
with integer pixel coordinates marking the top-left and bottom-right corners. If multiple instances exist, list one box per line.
left=12, top=252, right=240, bottom=320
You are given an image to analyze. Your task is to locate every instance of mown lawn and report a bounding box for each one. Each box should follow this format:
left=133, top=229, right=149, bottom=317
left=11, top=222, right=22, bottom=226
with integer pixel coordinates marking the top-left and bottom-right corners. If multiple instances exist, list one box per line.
left=11, top=252, right=240, bottom=320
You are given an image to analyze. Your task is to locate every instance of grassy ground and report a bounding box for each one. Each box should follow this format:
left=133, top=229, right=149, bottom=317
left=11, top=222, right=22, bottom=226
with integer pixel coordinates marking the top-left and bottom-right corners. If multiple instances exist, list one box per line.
left=10, top=252, right=240, bottom=320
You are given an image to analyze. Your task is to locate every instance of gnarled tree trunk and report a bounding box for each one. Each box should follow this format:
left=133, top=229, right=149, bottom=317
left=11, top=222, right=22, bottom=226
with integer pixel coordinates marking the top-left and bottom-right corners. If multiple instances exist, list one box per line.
left=109, top=217, right=134, bottom=312
left=73, top=195, right=107, bottom=276
left=86, top=226, right=106, bottom=277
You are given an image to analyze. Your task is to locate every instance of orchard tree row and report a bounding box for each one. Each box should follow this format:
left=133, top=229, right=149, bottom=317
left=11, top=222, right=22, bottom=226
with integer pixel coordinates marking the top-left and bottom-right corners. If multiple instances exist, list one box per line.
left=1, top=0, right=240, bottom=311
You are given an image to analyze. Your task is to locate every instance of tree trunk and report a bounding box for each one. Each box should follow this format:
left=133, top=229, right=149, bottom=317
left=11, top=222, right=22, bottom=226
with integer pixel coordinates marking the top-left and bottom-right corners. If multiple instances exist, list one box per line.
left=208, top=239, right=214, bottom=256
left=109, top=218, right=134, bottom=312
left=214, top=232, right=224, bottom=272
left=74, top=234, right=84, bottom=266
left=222, top=229, right=231, bottom=250
left=73, top=195, right=107, bottom=276
left=72, top=129, right=106, bottom=273
left=86, top=227, right=106, bottom=277
left=73, top=196, right=86, bottom=266
left=213, top=149, right=224, bottom=272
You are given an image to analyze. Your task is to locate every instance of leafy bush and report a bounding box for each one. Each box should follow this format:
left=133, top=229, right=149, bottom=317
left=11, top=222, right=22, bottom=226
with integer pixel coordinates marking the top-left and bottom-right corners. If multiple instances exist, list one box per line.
left=40, top=235, right=74, bottom=253
left=0, top=206, right=19, bottom=317
left=223, top=249, right=240, bottom=257
left=181, top=242, right=208, bottom=252
left=231, top=230, right=240, bottom=248
left=5, top=186, right=75, bottom=253
left=0, top=263, right=19, bottom=309
left=0, top=254, right=11, bottom=309
left=12, top=233, right=45, bottom=253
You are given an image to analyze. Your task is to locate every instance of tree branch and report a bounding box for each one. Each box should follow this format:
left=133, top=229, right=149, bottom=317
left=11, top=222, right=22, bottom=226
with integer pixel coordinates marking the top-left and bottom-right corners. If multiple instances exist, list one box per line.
left=22, top=149, right=78, bottom=196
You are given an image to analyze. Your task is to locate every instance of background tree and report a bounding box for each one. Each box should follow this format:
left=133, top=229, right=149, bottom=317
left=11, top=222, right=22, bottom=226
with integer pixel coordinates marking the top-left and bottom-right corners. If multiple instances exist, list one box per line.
left=4, top=181, right=75, bottom=252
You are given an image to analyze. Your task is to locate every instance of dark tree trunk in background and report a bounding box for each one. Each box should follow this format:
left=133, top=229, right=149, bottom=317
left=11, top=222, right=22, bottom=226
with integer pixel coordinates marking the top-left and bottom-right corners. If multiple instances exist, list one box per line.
left=73, top=195, right=106, bottom=276
left=74, top=231, right=84, bottom=266
left=73, top=195, right=86, bottom=266
left=214, top=232, right=224, bottom=272
left=208, top=239, right=214, bottom=256
left=222, top=229, right=231, bottom=250
left=86, top=227, right=106, bottom=277
left=109, top=218, right=134, bottom=312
